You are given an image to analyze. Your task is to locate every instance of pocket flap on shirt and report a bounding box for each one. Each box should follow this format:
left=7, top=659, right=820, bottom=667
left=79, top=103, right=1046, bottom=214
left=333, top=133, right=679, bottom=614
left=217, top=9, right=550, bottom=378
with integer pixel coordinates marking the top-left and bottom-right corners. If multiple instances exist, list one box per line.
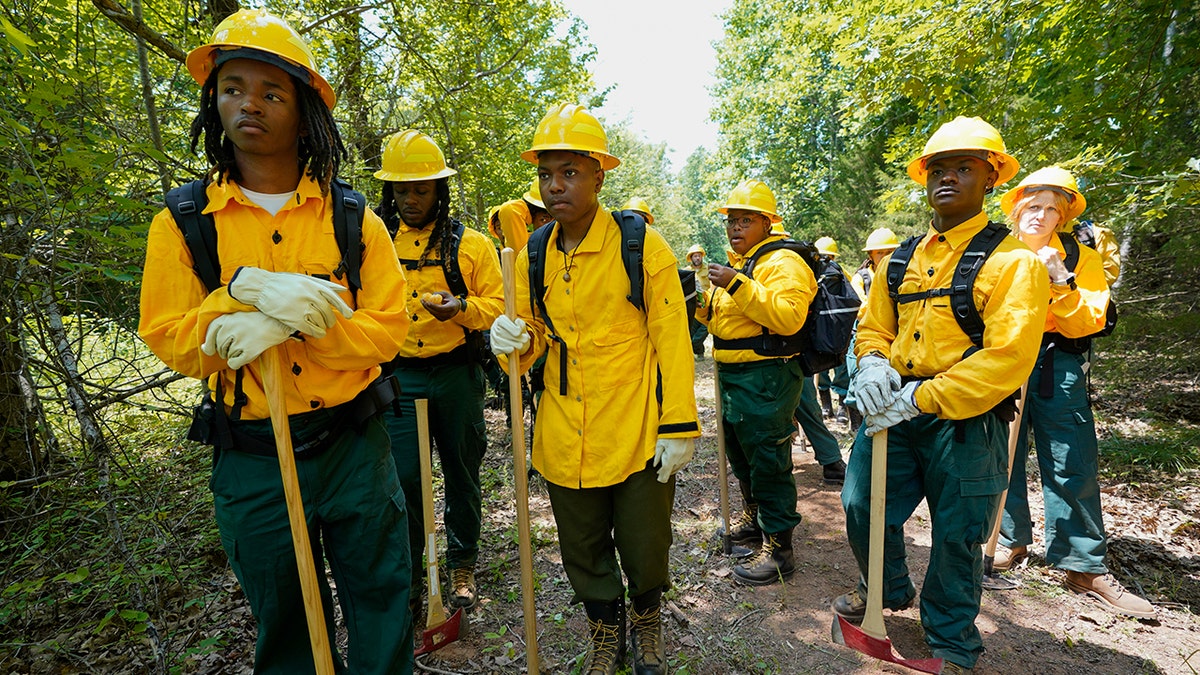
left=960, top=472, right=1008, bottom=497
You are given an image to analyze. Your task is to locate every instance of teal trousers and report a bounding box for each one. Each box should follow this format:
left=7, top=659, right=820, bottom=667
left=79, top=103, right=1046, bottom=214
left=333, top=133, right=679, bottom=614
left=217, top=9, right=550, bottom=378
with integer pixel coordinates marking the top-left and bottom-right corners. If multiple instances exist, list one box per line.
left=794, top=376, right=844, bottom=466
left=211, top=413, right=413, bottom=675
left=841, top=413, right=1007, bottom=668
left=545, top=462, right=675, bottom=603
left=1000, top=344, right=1107, bottom=573
left=384, top=361, right=488, bottom=587
left=718, top=358, right=805, bottom=534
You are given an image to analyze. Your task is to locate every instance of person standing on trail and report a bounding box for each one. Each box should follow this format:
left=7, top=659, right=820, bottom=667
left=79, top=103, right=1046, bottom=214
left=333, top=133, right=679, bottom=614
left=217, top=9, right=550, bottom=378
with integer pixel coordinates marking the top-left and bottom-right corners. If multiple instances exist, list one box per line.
left=832, top=116, right=1049, bottom=674
left=685, top=244, right=711, bottom=358
left=811, top=236, right=856, bottom=424
left=992, top=166, right=1154, bottom=619
left=138, top=10, right=414, bottom=673
left=488, top=177, right=554, bottom=252
left=373, top=130, right=505, bottom=620
left=488, top=103, right=699, bottom=675
left=698, top=179, right=817, bottom=585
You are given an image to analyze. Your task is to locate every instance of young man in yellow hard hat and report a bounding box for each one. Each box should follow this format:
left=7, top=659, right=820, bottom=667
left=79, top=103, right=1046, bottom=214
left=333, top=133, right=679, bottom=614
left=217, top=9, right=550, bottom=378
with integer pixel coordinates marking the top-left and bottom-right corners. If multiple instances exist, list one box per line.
left=700, top=179, right=817, bottom=584
left=832, top=116, right=1049, bottom=674
left=139, top=10, right=413, bottom=673
left=488, top=178, right=553, bottom=252
left=489, top=103, right=699, bottom=675
left=374, top=130, right=505, bottom=620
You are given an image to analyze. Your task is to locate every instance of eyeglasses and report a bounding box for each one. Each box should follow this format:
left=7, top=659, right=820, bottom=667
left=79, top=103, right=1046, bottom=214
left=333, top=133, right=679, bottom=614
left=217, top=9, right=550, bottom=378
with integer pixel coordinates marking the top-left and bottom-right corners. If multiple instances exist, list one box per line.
left=723, top=216, right=759, bottom=231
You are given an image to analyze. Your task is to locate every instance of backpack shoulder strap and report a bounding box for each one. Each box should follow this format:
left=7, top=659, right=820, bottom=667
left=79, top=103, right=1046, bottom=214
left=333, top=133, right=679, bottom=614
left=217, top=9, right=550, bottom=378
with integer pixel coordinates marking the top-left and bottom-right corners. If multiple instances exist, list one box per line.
left=885, top=234, right=923, bottom=310
left=442, top=220, right=469, bottom=298
left=611, top=210, right=646, bottom=311
left=1058, top=231, right=1080, bottom=272
left=951, top=222, right=1010, bottom=351
left=742, top=238, right=813, bottom=279
left=330, top=178, right=366, bottom=297
left=166, top=179, right=220, bottom=293
left=526, top=220, right=554, bottom=320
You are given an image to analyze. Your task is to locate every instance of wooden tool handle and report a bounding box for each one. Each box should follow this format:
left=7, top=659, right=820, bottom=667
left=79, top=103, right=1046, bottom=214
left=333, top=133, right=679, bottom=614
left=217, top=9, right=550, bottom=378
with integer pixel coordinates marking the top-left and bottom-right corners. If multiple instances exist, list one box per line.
left=262, top=348, right=335, bottom=675
left=502, top=247, right=539, bottom=673
left=715, top=376, right=731, bottom=551
left=863, top=429, right=888, bottom=641
left=416, top=398, right=448, bottom=628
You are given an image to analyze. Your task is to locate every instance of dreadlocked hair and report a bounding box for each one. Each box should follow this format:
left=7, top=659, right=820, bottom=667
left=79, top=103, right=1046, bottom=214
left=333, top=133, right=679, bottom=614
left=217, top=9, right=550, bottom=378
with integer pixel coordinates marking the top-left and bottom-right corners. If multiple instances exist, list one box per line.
left=376, top=178, right=454, bottom=267
left=188, top=67, right=347, bottom=194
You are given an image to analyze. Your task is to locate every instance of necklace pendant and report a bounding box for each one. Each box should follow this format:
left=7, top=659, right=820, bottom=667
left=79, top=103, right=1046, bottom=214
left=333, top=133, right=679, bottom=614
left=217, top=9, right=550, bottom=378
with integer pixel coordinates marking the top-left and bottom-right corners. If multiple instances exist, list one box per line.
left=562, top=271, right=571, bottom=282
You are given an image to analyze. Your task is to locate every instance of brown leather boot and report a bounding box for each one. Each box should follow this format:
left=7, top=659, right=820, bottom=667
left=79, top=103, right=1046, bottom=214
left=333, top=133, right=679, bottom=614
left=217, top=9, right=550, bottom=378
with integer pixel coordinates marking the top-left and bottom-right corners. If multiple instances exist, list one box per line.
left=992, top=545, right=1028, bottom=572
left=717, top=481, right=761, bottom=545
left=582, top=599, right=626, bottom=674
left=630, top=589, right=665, bottom=675
left=732, top=528, right=795, bottom=586
left=450, top=567, right=477, bottom=609
left=1064, top=571, right=1155, bottom=619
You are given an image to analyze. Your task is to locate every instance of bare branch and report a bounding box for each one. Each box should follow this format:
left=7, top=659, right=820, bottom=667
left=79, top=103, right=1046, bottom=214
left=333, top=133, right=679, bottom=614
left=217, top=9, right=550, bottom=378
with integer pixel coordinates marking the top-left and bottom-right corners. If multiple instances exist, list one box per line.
left=301, top=4, right=383, bottom=34
left=90, top=0, right=187, bottom=62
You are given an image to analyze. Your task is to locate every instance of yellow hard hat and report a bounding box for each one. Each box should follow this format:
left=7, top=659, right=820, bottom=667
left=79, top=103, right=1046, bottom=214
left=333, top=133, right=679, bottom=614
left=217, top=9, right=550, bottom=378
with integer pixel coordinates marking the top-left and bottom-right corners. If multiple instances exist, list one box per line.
left=522, top=178, right=545, bottom=209
left=906, top=116, right=1019, bottom=186
left=863, top=227, right=900, bottom=252
left=815, top=236, right=839, bottom=257
left=687, top=244, right=706, bottom=256
left=620, top=197, right=655, bottom=224
left=373, top=130, right=457, bottom=182
left=186, top=9, right=336, bottom=110
left=521, top=103, right=620, bottom=170
left=999, top=166, right=1087, bottom=223
left=718, top=179, right=782, bottom=224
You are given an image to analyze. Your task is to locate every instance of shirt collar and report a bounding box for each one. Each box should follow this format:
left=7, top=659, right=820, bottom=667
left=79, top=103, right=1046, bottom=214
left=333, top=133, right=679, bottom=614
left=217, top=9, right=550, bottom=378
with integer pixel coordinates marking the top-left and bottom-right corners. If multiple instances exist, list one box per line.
left=203, top=175, right=324, bottom=215
left=924, top=211, right=990, bottom=252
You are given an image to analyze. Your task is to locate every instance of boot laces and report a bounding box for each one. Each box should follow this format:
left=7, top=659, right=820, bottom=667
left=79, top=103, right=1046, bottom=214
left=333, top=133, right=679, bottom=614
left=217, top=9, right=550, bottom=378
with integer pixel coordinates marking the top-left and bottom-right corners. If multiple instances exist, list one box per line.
left=630, top=605, right=662, bottom=664
left=729, top=508, right=755, bottom=531
left=451, top=567, right=474, bottom=591
left=585, top=617, right=621, bottom=673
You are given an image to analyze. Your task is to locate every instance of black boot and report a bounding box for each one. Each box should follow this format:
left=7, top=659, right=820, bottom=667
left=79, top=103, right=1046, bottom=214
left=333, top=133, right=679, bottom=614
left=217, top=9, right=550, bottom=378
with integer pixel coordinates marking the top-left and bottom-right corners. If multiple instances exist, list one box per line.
left=819, top=388, right=833, bottom=418
left=630, top=589, right=665, bottom=675
left=847, top=404, right=863, bottom=433
left=582, top=599, right=626, bottom=675
left=717, top=481, right=762, bottom=545
left=732, top=528, right=796, bottom=586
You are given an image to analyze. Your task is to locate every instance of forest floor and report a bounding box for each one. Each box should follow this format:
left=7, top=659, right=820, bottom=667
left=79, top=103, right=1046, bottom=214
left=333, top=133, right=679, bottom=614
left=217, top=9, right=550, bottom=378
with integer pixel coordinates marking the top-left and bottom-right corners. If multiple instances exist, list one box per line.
left=15, top=352, right=1200, bottom=674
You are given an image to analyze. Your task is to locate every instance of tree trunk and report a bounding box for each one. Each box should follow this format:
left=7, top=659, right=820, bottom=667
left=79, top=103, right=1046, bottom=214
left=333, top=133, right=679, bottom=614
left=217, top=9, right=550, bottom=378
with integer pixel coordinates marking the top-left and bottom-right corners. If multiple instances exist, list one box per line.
left=0, top=214, right=42, bottom=482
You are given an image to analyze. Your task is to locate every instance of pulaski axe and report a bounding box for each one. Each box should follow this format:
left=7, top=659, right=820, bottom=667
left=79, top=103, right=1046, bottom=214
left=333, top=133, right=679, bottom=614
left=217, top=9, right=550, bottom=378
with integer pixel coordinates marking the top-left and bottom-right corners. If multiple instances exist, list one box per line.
left=831, top=429, right=943, bottom=673
left=414, top=398, right=464, bottom=655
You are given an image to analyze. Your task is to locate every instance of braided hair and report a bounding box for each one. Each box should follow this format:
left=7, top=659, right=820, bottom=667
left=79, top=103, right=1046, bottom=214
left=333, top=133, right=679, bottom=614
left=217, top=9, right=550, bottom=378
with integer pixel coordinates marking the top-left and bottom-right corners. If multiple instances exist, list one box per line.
left=188, top=66, right=347, bottom=194
left=376, top=178, right=454, bottom=267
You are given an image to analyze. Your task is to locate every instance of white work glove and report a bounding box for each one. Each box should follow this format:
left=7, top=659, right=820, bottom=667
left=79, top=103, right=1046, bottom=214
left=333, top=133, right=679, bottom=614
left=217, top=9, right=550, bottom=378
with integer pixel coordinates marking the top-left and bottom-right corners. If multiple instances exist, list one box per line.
left=201, top=312, right=295, bottom=370
left=1036, top=246, right=1072, bottom=285
left=654, top=437, right=695, bottom=483
left=227, top=266, right=354, bottom=338
left=850, top=354, right=902, bottom=415
left=489, top=315, right=530, bottom=356
left=863, top=381, right=922, bottom=437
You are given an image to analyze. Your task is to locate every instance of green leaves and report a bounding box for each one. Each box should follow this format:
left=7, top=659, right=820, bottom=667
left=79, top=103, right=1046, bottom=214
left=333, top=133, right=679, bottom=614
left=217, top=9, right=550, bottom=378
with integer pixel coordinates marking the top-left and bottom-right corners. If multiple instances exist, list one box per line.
left=1, top=16, right=35, bottom=55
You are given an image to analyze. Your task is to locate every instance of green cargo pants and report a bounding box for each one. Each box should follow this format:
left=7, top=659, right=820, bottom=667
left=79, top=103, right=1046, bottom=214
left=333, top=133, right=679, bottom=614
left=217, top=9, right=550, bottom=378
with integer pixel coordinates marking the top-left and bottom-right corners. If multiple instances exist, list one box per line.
left=794, top=376, right=844, bottom=466
left=718, top=357, right=805, bottom=534
left=211, top=412, right=413, bottom=675
left=841, top=413, right=1007, bottom=669
left=546, top=462, right=675, bottom=603
left=384, top=361, right=488, bottom=589
left=1000, top=344, right=1107, bottom=573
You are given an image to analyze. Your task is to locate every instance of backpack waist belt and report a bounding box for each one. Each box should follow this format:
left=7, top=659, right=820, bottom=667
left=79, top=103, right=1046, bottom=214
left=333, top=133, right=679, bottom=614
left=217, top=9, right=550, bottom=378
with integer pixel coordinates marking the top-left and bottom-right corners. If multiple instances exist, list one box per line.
left=389, top=343, right=473, bottom=370
left=898, top=374, right=1021, bottom=440
left=216, top=374, right=399, bottom=459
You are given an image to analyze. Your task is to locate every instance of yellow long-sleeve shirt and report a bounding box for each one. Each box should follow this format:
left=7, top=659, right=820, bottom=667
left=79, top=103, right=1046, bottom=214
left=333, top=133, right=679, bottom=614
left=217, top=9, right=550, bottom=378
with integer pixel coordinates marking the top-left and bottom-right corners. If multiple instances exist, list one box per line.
left=138, top=177, right=410, bottom=420
left=392, top=222, right=505, bottom=357
left=1043, top=235, right=1110, bottom=338
left=697, top=234, right=817, bottom=364
left=508, top=209, right=700, bottom=488
left=855, top=212, right=1049, bottom=420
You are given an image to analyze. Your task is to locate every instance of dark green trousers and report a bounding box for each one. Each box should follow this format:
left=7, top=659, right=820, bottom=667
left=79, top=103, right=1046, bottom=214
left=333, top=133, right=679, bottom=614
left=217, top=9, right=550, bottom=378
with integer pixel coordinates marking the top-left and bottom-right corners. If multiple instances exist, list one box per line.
left=794, top=376, right=843, bottom=466
left=211, top=413, right=413, bottom=675
left=818, top=363, right=851, bottom=397
left=1000, top=344, right=1107, bottom=573
left=545, top=462, right=675, bottom=603
left=718, top=358, right=805, bottom=534
left=384, top=361, right=488, bottom=591
left=841, top=413, right=1007, bottom=669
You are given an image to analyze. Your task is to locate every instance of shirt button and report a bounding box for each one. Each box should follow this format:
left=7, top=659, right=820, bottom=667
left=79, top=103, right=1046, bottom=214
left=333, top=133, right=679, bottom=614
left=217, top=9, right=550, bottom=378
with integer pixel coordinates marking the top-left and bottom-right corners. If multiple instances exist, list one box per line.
left=413, top=314, right=420, bottom=321
left=937, top=235, right=946, bottom=242
left=577, top=429, right=582, bottom=436
left=913, top=332, right=921, bottom=341
left=271, top=231, right=282, bottom=244
left=906, top=360, right=914, bottom=369
left=565, top=289, right=570, bottom=295
left=576, top=396, right=582, bottom=402
left=292, top=363, right=302, bottom=375
left=572, top=359, right=578, bottom=365
left=927, top=268, right=935, bottom=277
left=412, top=291, right=418, bottom=298
left=569, top=325, right=575, bottom=331
left=310, top=400, right=320, bottom=409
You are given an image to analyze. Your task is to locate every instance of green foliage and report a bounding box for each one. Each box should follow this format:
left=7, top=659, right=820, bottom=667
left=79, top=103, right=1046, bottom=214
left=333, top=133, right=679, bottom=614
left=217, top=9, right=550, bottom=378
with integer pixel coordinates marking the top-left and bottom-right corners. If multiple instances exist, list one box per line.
left=1100, top=428, right=1200, bottom=476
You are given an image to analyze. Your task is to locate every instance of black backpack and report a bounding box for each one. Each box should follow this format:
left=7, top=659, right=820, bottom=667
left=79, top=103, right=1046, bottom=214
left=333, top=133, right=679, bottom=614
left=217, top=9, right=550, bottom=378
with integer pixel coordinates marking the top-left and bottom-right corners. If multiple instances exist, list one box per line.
left=711, top=239, right=861, bottom=375
left=885, top=222, right=1010, bottom=360
left=165, top=178, right=367, bottom=297
left=1054, top=231, right=1118, bottom=353
left=527, top=210, right=677, bottom=395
